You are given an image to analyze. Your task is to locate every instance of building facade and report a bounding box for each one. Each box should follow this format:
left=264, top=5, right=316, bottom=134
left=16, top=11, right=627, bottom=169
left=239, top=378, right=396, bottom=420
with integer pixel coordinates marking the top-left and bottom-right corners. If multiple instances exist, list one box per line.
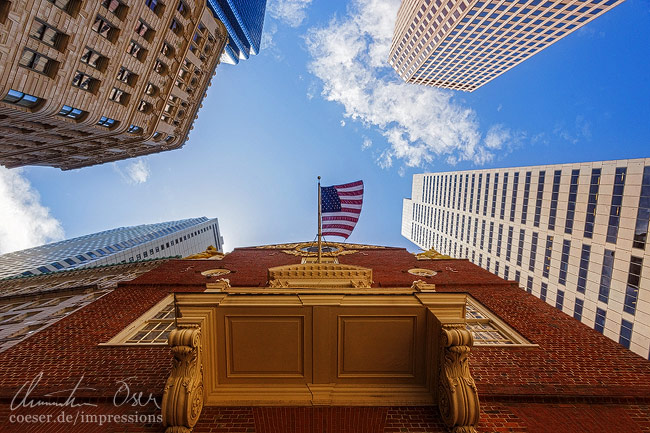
left=0, top=258, right=170, bottom=352
left=389, top=0, right=624, bottom=91
left=0, top=216, right=223, bottom=279
left=0, top=241, right=650, bottom=432
left=206, top=0, right=267, bottom=64
left=0, top=0, right=228, bottom=170
left=402, top=158, right=650, bottom=358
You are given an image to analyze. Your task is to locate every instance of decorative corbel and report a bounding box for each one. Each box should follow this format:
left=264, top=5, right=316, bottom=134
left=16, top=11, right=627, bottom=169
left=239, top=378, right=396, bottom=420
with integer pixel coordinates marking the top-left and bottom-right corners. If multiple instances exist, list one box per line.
left=438, top=324, right=480, bottom=433
left=162, top=324, right=204, bottom=433
left=411, top=280, right=437, bottom=292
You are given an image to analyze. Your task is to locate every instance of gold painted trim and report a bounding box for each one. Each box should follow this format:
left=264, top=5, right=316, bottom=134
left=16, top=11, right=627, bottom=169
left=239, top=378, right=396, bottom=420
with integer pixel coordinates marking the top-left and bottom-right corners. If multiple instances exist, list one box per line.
left=100, top=294, right=174, bottom=346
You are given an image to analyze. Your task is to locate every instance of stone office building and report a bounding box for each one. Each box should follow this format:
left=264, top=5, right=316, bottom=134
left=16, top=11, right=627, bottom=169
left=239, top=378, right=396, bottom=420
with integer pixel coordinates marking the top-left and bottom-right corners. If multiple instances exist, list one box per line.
left=0, top=0, right=228, bottom=169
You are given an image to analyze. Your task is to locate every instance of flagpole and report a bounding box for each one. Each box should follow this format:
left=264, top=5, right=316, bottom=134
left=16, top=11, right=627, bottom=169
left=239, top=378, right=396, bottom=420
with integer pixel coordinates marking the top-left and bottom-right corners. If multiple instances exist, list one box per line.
left=317, top=176, right=322, bottom=263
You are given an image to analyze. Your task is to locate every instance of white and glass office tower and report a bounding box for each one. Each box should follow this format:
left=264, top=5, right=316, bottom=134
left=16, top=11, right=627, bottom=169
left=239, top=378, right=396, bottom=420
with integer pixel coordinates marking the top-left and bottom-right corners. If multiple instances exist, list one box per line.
left=402, top=158, right=650, bottom=358
left=0, top=217, right=223, bottom=279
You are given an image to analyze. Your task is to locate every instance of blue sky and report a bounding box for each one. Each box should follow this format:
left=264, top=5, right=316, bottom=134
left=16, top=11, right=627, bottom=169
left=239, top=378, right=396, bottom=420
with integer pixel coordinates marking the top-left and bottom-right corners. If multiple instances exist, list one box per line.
left=0, top=0, right=649, bottom=254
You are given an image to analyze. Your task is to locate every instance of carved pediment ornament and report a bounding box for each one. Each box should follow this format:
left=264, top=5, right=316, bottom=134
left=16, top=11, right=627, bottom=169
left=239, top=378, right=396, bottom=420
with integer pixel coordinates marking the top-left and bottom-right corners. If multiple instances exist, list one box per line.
left=267, top=263, right=373, bottom=289
left=256, top=242, right=385, bottom=257
left=415, top=248, right=452, bottom=260
left=410, top=280, right=436, bottom=292
left=162, top=325, right=204, bottom=433
left=438, top=324, right=479, bottom=433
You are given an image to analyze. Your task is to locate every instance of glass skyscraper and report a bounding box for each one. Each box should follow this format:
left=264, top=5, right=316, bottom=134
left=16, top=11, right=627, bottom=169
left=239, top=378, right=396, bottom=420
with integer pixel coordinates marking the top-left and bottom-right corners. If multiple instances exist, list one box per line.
left=207, top=0, right=267, bottom=64
left=0, top=217, right=223, bottom=279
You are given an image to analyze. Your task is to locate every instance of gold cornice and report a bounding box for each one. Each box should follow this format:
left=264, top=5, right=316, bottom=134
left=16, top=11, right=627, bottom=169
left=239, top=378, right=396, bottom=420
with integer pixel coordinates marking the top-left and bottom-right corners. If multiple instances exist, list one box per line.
left=255, top=242, right=385, bottom=258
left=414, top=248, right=452, bottom=260
left=184, top=246, right=225, bottom=260
left=267, top=263, right=373, bottom=289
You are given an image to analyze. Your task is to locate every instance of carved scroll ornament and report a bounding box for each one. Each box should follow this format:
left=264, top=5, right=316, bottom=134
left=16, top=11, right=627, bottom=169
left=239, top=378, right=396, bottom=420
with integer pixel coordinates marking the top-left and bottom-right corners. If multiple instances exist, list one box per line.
left=162, top=325, right=204, bottom=433
left=438, top=324, right=480, bottom=433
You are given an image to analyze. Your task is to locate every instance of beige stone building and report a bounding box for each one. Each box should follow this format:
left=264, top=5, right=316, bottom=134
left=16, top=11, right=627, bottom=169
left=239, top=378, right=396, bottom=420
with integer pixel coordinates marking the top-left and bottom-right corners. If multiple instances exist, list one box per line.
left=389, top=0, right=624, bottom=91
left=0, top=0, right=227, bottom=170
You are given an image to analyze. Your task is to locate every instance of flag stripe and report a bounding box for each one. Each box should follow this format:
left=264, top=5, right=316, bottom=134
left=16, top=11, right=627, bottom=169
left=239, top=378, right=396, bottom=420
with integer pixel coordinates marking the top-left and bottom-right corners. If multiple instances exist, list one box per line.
left=320, top=180, right=363, bottom=239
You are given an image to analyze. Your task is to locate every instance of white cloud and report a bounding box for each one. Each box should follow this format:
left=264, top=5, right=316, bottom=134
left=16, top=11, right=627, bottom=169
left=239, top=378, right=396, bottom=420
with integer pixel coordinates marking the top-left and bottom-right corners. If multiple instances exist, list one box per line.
left=340, top=120, right=346, bottom=127
left=305, top=0, right=516, bottom=168
left=0, top=167, right=64, bottom=254
left=268, top=0, right=313, bottom=27
left=114, top=159, right=150, bottom=184
left=362, top=137, right=372, bottom=150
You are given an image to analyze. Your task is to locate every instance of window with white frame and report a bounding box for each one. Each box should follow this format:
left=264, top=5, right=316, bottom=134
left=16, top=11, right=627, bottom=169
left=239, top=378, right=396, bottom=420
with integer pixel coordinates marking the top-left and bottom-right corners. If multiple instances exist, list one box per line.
left=465, top=297, right=533, bottom=346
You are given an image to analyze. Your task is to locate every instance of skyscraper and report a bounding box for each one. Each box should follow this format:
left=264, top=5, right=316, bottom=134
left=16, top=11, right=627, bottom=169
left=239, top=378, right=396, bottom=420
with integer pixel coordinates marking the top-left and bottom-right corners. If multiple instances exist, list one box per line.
left=389, top=0, right=624, bottom=91
left=402, top=158, right=650, bottom=357
left=0, top=216, right=223, bottom=279
left=206, top=0, right=267, bottom=64
left=0, top=1, right=228, bottom=169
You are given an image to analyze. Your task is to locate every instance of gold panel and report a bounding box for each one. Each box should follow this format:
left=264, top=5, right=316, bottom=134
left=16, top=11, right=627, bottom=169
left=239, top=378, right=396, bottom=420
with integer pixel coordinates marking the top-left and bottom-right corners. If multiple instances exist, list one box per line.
left=338, top=316, right=416, bottom=377
left=226, top=316, right=305, bottom=377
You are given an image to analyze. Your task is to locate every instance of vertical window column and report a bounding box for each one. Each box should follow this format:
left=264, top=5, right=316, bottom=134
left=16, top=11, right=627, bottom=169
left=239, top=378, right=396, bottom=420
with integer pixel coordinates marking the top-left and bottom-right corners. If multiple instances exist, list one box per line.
left=516, top=229, right=525, bottom=266
left=491, top=173, right=499, bottom=218
left=510, top=172, right=519, bottom=222
left=521, top=172, right=531, bottom=224
left=598, top=250, right=615, bottom=303
left=506, top=227, right=513, bottom=262
left=476, top=174, right=482, bottom=214
left=633, top=166, right=650, bottom=249
left=534, top=171, right=546, bottom=227
left=577, top=245, right=591, bottom=294
left=574, top=298, right=584, bottom=321
left=483, top=174, right=490, bottom=216
left=500, top=173, right=509, bottom=220
left=565, top=169, right=580, bottom=234
left=496, top=224, right=503, bottom=257
left=558, top=240, right=571, bottom=285
left=526, top=276, right=533, bottom=294
left=620, top=319, right=633, bottom=349
left=556, top=290, right=564, bottom=310
left=606, top=167, right=627, bottom=243
left=584, top=168, right=601, bottom=238
left=487, top=222, right=494, bottom=253
left=595, top=308, right=607, bottom=333
left=623, top=257, right=643, bottom=315
left=529, top=232, right=539, bottom=272
left=543, top=235, right=553, bottom=278
left=548, top=170, right=561, bottom=230
left=469, top=174, right=475, bottom=213
left=540, top=282, right=548, bottom=301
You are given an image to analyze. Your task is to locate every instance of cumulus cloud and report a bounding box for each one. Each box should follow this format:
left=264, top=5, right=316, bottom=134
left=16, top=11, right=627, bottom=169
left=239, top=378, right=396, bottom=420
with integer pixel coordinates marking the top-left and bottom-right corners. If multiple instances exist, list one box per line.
left=0, top=167, right=64, bottom=254
left=268, top=0, right=313, bottom=27
left=305, top=0, right=516, bottom=168
left=113, top=159, right=150, bottom=184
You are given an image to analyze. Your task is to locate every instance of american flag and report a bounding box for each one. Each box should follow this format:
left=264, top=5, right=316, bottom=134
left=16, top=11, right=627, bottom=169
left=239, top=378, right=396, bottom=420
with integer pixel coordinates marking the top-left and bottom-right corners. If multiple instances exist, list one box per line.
left=321, top=180, right=364, bottom=239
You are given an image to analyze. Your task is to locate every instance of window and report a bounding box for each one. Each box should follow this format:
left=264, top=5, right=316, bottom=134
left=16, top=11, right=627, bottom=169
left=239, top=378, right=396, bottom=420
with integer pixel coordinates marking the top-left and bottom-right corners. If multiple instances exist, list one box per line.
left=606, top=167, right=626, bottom=243
left=57, top=105, right=86, bottom=120
left=18, top=49, right=57, bottom=76
left=30, top=19, right=67, bottom=50
left=558, top=240, right=570, bottom=285
left=491, top=173, right=499, bottom=218
left=505, top=226, right=513, bottom=262
left=104, top=296, right=176, bottom=345
left=97, top=116, right=117, bottom=128
left=137, top=100, right=151, bottom=113
left=72, top=71, right=98, bottom=92
left=135, top=19, right=154, bottom=41
left=127, top=124, right=142, bottom=134
left=108, top=87, right=129, bottom=104
left=465, top=297, right=533, bottom=346
left=594, top=308, right=606, bottom=333
left=160, top=42, right=174, bottom=57
left=127, top=40, right=146, bottom=60
left=619, top=319, right=633, bottom=349
left=633, top=166, right=650, bottom=249
left=144, top=83, right=158, bottom=96
left=526, top=276, right=533, bottom=294
left=598, top=250, right=615, bottom=303
left=145, top=0, right=161, bottom=14
left=177, top=0, right=188, bottom=16
left=102, top=0, right=126, bottom=17
left=521, top=171, right=531, bottom=223
left=623, top=257, right=643, bottom=315
left=2, top=89, right=43, bottom=109
left=169, top=18, right=182, bottom=34
left=556, top=290, right=564, bottom=310
left=548, top=170, right=561, bottom=230
left=515, top=270, right=520, bottom=283
left=504, top=266, right=509, bottom=280
left=48, top=0, right=77, bottom=14
left=500, top=172, right=508, bottom=220
left=529, top=232, right=538, bottom=272
left=152, top=131, right=163, bottom=140
left=540, top=282, right=548, bottom=301
left=92, top=15, right=117, bottom=41
left=584, top=168, right=601, bottom=238
left=576, top=245, right=590, bottom=294
left=565, top=169, right=580, bottom=233
left=516, top=229, right=525, bottom=266
left=574, top=298, right=583, bottom=321
left=534, top=171, right=545, bottom=227
left=510, top=172, right=519, bottom=222
left=116, top=66, right=137, bottom=85
left=154, top=59, right=167, bottom=74
left=80, top=47, right=106, bottom=70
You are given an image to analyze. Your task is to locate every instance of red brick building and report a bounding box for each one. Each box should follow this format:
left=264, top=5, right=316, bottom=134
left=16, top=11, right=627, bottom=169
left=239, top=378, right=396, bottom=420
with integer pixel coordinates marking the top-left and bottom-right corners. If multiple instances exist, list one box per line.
left=1, top=242, right=649, bottom=433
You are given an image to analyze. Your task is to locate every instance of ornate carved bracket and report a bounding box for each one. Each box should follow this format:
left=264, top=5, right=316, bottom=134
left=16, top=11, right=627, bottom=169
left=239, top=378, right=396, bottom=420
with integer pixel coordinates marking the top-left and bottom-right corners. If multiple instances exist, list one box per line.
left=267, top=263, right=373, bottom=289
left=162, top=325, right=204, bottom=433
left=411, top=280, right=437, bottom=292
left=438, top=325, right=480, bottom=433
